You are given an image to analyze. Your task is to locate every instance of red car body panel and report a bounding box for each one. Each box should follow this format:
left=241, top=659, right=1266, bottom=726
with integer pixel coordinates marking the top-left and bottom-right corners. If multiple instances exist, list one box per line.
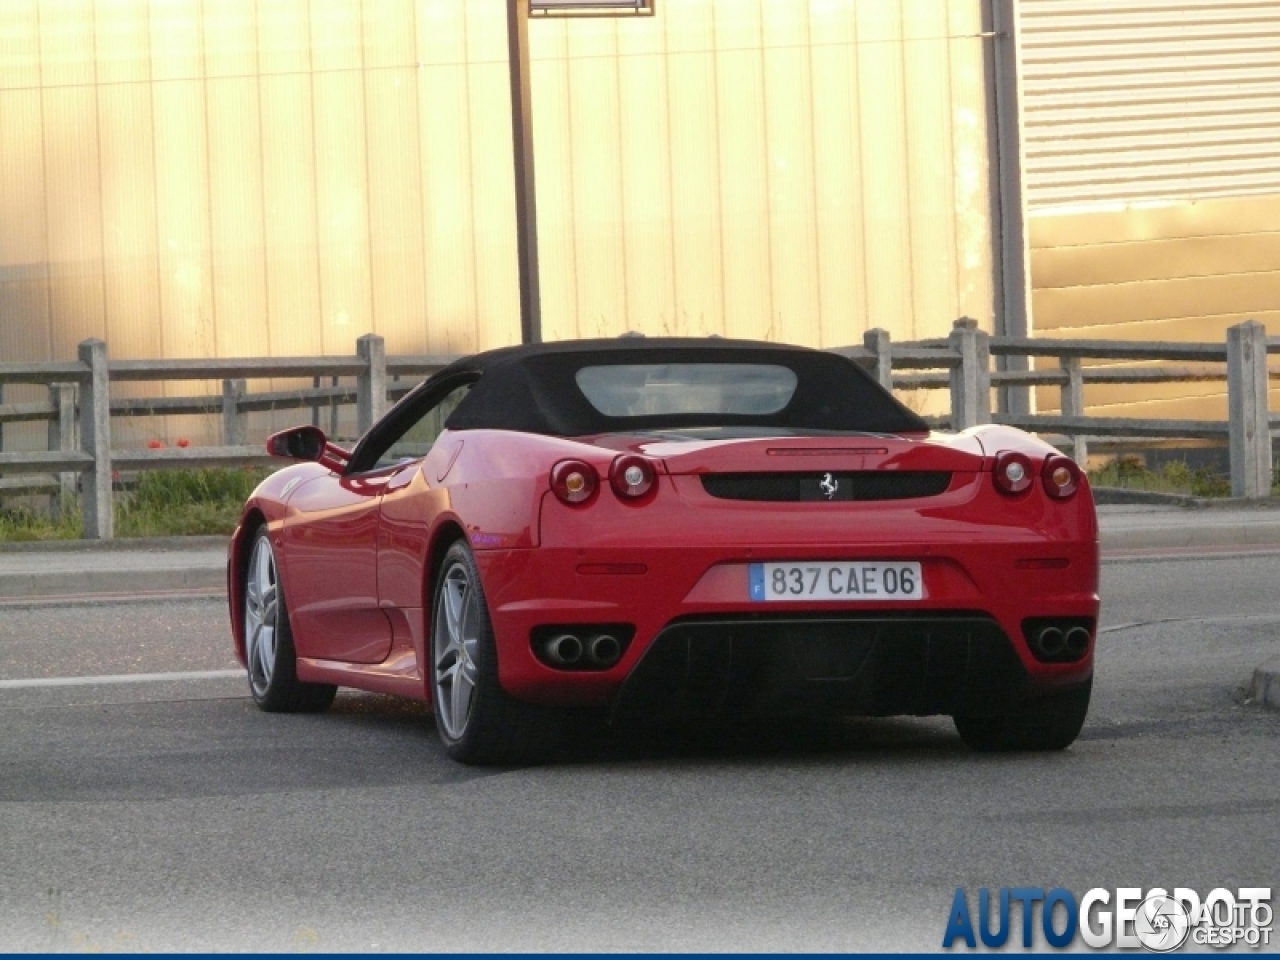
left=230, top=418, right=1099, bottom=714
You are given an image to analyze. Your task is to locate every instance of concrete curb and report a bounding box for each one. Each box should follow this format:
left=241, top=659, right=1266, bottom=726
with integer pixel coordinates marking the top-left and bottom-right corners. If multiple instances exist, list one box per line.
left=1099, top=520, right=1280, bottom=552
left=1093, top=489, right=1280, bottom=510
left=0, top=545, right=227, bottom=599
left=1250, top=658, right=1280, bottom=712
left=1096, top=503, right=1280, bottom=552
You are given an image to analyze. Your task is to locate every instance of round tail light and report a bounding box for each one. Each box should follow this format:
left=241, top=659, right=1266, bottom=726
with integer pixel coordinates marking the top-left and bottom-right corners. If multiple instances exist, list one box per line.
left=993, top=451, right=1034, bottom=495
left=1042, top=455, right=1081, bottom=500
left=609, top=455, right=657, bottom=500
left=550, top=460, right=598, bottom=505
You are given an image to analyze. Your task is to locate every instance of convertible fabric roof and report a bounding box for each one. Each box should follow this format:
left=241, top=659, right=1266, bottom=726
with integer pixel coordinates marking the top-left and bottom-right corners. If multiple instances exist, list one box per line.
left=435, top=337, right=929, bottom=437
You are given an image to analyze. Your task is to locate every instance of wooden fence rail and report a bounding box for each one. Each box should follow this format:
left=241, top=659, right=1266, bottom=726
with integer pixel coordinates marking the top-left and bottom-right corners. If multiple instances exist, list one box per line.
left=0, top=319, right=1276, bottom=538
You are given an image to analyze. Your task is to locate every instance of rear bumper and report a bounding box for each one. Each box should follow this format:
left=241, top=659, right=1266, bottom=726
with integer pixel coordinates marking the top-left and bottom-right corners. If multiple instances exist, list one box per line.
left=477, top=538, right=1098, bottom=716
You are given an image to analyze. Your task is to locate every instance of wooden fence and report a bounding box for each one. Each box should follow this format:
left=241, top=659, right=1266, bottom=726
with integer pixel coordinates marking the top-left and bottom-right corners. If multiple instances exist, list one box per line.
left=1, top=321, right=1277, bottom=539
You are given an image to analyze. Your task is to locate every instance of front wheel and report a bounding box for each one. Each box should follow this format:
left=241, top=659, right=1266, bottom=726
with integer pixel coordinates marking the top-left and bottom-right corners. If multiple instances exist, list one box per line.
left=431, top=541, right=563, bottom=764
left=953, top=676, right=1092, bottom=752
left=242, top=527, right=337, bottom=713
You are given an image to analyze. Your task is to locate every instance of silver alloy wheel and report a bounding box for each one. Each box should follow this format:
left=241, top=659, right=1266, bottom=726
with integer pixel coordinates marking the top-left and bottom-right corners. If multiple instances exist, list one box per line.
left=244, top=535, right=279, bottom=699
left=433, top=562, right=480, bottom=740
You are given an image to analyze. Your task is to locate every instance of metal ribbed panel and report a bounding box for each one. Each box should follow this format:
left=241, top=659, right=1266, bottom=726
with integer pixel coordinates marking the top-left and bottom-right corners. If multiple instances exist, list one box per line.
left=1020, top=0, right=1280, bottom=208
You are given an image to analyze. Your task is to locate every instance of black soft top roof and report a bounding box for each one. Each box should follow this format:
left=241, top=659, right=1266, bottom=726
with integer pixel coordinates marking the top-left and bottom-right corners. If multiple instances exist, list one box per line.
left=428, top=337, right=927, bottom=437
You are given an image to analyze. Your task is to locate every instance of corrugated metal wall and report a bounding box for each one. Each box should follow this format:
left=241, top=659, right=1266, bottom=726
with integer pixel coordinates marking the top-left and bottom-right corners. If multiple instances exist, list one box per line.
left=1020, top=0, right=1280, bottom=210
left=1020, top=0, right=1280, bottom=423
left=0, top=0, right=995, bottom=377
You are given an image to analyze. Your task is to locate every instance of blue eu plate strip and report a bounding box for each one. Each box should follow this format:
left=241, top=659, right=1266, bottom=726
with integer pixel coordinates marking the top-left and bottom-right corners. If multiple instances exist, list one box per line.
left=748, top=563, right=765, bottom=601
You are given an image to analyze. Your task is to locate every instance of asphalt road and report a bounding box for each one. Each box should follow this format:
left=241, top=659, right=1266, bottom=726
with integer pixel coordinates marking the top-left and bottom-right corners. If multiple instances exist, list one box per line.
left=0, top=554, right=1276, bottom=951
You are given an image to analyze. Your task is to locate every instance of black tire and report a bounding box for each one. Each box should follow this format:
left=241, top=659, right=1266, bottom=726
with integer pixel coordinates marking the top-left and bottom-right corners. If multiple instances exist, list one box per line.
left=431, top=541, right=564, bottom=765
left=953, top=675, right=1092, bottom=752
left=242, top=527, right=337, bottom=714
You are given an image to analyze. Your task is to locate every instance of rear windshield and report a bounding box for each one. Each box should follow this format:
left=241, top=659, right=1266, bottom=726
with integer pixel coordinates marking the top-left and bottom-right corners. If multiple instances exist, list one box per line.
left=438, top=343, right=930, bottom=437
left=575, top=363, right=798, bottom=417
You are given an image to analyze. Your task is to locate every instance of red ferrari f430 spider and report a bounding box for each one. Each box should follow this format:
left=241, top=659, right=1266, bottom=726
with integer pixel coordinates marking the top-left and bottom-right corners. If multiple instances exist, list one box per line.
left=228, top=338, right=1098, bottom=764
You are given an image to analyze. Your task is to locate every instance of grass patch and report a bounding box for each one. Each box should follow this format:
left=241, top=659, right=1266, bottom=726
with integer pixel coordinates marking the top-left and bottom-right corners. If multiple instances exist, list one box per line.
left=0, top=502, right=81, bottom=542
left=1087, top=456, right=1243, bottom=498
left=0, top=467, right=269, bottom=541
left=116, top=467, right=268, bottom=537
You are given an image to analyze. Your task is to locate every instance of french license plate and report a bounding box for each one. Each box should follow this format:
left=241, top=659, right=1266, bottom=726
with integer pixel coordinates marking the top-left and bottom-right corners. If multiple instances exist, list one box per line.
left=749, top=561, right=923, bottom=602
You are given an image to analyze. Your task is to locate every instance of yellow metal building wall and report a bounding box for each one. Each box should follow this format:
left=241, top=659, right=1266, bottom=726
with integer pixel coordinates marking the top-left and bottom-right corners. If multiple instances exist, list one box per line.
left=0, top=0, right=994, bottom=378
left=1020, top=0, right=1280, bottom=423
left=1030, top=196, right=1280, bottom=420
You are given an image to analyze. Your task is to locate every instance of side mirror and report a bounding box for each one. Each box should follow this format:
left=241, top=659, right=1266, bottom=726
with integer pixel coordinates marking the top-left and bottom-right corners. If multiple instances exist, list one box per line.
left=266, top=426, right=351, bottom=472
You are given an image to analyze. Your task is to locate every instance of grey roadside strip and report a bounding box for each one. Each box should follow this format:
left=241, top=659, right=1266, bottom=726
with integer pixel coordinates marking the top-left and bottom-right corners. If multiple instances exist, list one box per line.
left=0, top=568, right=225, bottom=600
left=0, top=587, right=224, bottom=608
left=0, top=669, right=243, bottom=690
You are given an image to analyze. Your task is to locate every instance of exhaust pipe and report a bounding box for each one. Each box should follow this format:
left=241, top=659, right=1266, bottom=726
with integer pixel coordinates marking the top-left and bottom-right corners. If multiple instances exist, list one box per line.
left=1036, top=626, right=1066, bottom=658
left=542, top=633, right=584, bottom=666
left=586, top=633, right=622, bottom=668
left=1064, top=626, right=1091, bottom=658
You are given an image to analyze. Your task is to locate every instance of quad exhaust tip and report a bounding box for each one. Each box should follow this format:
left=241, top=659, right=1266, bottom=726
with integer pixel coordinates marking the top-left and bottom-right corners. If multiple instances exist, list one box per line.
left=1025, top=621, right=1092, bottom=663
left=1036, top=626, right=1066, bottom=658
left=536, top=629, right=629, bottom=670
left=542, top=633, right=584, bottom=666
left=1064, top=626, right=1090, bottom=657
left=586, top=633, right=622, bottom=668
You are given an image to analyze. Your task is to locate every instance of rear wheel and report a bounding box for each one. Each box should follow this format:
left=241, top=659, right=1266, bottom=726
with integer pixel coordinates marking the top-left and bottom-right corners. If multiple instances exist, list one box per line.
left=242, top=527, right=337, bottom=713
left=431, top=541, right=563, bottom=764
left=953, top=676, right=1091, bottom=752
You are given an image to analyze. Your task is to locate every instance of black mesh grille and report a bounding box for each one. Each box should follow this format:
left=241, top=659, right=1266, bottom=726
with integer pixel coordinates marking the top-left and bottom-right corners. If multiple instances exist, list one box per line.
left=700, top=471, right=951, bottom=502
left=612, top=613, right=1028, bottom=721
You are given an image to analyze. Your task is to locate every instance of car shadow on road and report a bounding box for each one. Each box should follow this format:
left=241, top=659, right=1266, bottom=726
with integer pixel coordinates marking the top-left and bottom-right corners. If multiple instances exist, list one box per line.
left=551, top=714, right=968, bottom=768
left=324, top=692, right=969, bottom=770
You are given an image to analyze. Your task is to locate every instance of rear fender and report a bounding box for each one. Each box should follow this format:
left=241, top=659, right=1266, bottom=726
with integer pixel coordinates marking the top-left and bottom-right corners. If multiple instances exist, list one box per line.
left=966, top=424, right=1066, bottom=461
left=440, top=429, right=628, bottom=551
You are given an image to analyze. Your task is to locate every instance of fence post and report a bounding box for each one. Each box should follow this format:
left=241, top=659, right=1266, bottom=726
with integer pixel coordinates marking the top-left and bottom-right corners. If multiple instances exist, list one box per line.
left=48, top=383, right=78, bottom=519
left=356, top=334, right=387, bottom=436
left=78, top=339, right=113, bottom=539
left=1227, top=320, right=1271, bottom=499
left=221, top=378, right=246, bottom=445
left=948, top=317, right=991, bottom=430
left=863, top=328, right=894, bottom=392
left=1061, top=356, right=1088, bottom=465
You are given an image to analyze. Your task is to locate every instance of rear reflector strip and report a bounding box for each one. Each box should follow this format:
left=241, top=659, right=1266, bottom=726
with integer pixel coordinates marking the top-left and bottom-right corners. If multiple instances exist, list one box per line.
left=1015, top=558, right=1070, bottom=570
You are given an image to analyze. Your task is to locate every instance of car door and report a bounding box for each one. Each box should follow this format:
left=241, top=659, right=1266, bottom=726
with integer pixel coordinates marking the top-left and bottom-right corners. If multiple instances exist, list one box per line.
left=282, top=373, right=477, bottom=665
left=281, top=466, right=395, bottom=664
